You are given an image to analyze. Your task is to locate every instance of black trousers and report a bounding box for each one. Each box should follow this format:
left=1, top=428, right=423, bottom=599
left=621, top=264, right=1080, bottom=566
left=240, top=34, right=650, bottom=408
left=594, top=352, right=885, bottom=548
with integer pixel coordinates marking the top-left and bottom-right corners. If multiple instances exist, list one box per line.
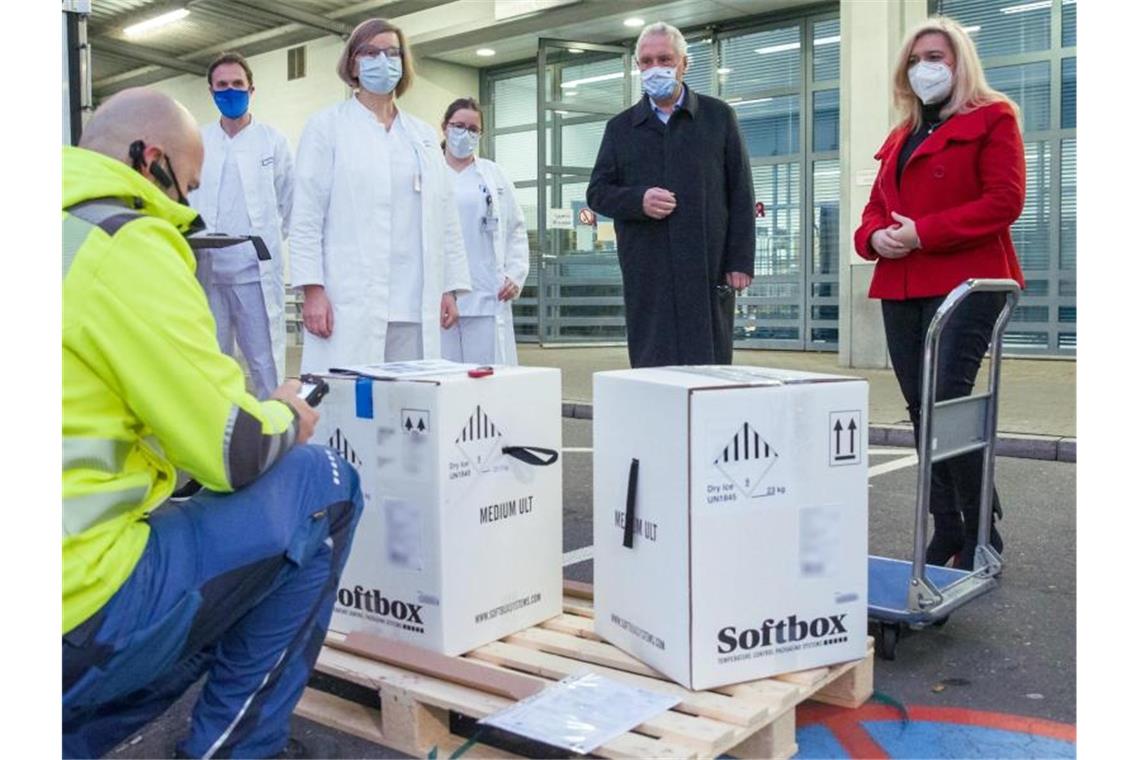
left=881, top=292, right=1006, bottom=522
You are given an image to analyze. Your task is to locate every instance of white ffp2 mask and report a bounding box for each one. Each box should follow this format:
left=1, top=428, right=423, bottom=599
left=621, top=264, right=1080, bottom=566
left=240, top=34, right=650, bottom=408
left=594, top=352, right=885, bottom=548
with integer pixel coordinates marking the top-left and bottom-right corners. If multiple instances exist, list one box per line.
left=908, top=61, right=953, bottom=105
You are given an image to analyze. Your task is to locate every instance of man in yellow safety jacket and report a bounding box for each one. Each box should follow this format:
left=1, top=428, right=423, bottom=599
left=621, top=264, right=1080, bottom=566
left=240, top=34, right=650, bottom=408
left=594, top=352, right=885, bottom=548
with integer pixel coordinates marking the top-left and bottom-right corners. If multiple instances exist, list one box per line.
left=62, top=88, right=363, bottom=759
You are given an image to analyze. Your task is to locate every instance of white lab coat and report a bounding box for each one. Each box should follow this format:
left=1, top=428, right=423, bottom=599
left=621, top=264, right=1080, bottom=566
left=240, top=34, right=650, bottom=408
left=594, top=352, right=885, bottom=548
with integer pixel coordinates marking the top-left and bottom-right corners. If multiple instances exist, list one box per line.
left=189, top=118, right=293, bottom=385
left=290, top=97, right=470, bottom=372
left=465, top=157, right=530, bottom=365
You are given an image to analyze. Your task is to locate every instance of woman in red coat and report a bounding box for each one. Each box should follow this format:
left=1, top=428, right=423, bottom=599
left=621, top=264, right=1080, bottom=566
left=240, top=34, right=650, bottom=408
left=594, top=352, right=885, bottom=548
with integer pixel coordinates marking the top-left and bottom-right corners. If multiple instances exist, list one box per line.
left=854, top=16, right=1025, bottom=570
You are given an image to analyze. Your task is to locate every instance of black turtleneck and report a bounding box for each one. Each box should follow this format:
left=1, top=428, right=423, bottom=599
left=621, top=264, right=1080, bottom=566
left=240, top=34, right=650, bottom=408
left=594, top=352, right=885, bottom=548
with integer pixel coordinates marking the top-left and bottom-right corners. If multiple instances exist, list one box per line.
left=896, top=99, right=950, bottom=186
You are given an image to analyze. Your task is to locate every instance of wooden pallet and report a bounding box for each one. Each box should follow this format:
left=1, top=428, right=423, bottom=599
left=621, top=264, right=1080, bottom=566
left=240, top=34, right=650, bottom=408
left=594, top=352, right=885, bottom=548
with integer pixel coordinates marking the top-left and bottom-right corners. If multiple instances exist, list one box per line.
left=298, top=585, right=873, bottom=759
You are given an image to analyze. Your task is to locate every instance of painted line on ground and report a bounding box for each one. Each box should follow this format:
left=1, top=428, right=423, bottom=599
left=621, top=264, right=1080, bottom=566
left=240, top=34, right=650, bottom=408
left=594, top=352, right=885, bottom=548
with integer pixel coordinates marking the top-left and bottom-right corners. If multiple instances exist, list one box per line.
left=868, top=453, right=919, bottom=478
left=562, top=546, right=594, bottom=567
left=561, top=454, right=919, bottom=568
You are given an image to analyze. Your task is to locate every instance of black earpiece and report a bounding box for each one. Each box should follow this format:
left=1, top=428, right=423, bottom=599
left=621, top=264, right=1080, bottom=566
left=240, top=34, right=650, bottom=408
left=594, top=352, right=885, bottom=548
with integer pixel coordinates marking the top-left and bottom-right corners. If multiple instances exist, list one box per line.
left=128, top=139, right=173, bottom=189
left=149, top=160, right=174, bottom=190
left=128, top=140, right=146, bottom=171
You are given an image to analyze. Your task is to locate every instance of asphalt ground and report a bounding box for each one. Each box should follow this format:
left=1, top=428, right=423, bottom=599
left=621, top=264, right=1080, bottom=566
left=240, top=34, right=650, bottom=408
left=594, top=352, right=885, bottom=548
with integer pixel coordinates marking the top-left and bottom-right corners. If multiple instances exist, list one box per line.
left=109, top=418, right=1075, bottom=759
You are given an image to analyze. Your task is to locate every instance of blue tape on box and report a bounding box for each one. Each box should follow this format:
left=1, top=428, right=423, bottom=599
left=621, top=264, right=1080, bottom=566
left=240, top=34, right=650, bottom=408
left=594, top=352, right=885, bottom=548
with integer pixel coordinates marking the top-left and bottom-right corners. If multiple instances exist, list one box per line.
left=355, top=377, right=373, bottom=419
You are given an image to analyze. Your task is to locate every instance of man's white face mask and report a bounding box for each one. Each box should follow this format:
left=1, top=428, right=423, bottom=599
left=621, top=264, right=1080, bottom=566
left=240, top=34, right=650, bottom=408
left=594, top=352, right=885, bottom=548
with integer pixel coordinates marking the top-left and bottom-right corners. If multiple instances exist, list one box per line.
left=641, top=66, right=678, bottom=102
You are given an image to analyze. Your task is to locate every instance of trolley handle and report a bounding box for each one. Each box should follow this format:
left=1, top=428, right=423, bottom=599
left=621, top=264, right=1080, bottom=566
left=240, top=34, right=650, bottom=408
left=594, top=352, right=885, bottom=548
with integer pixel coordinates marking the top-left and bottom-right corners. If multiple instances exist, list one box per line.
left=923, top=279, right=1020, bottom=360
left=919, top=278, right=1020, bottom=414
left=910, top=279, right=1020, bottom=600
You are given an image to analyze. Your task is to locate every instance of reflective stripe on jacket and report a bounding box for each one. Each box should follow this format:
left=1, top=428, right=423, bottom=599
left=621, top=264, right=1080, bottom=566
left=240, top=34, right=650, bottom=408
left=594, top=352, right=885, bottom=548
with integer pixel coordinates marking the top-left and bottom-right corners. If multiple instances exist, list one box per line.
left=63, top=146, right=298, bottom=633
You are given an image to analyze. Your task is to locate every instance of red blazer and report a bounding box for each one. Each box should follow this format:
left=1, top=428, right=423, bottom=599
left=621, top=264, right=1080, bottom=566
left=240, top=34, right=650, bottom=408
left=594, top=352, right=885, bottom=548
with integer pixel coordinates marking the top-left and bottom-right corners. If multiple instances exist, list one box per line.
left=854, top=101, right=1026, bottom=300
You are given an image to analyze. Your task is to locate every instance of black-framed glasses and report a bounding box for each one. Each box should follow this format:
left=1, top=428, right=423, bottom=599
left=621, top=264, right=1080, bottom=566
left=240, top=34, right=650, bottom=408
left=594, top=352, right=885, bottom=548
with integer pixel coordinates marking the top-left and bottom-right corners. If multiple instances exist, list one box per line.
left=446, top=122, right=481, bottom=135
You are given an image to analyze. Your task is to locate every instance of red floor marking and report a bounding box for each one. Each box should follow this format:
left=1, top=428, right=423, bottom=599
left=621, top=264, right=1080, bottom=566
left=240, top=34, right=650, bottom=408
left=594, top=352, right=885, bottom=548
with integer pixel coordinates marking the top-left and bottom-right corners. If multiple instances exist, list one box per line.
left=799, top=701, right=1077, bottom=751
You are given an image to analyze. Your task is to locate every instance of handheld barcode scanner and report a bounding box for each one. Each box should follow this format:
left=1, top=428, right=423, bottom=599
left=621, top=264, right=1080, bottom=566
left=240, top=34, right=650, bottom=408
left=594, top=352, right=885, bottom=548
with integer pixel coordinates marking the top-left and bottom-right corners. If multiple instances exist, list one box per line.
left=298, top=374, right=330, bottom=407
left=171, top=376, right=329, bottom=501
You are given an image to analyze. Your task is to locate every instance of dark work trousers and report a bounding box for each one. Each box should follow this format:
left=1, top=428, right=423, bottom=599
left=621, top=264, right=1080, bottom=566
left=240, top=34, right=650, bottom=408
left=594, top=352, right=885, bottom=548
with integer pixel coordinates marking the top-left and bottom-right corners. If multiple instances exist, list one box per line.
left=881, top=291, right=1006, bottom=524
left=62, top=445, right=364, bottom=759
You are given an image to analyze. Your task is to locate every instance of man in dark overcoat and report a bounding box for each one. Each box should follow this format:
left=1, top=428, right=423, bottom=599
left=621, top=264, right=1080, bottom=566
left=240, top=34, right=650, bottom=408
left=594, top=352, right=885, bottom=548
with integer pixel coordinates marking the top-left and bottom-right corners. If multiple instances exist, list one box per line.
left=587, top=21, right=756, bottom=367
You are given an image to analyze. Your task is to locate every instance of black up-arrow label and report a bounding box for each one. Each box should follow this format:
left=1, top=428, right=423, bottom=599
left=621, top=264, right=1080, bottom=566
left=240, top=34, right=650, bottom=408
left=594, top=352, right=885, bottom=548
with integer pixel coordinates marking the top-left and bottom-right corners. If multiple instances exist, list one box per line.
left=401, top=408, right=429, bottom=435
left=829, top=411, right=862, bottom=466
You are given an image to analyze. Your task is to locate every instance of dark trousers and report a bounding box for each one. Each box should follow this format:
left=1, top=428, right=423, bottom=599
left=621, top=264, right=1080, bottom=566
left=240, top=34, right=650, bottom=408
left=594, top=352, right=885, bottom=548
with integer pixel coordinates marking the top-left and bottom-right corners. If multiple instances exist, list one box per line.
left=63, top=445, right=364, bottom=759
left=881, top=292, right=1006, bottom=523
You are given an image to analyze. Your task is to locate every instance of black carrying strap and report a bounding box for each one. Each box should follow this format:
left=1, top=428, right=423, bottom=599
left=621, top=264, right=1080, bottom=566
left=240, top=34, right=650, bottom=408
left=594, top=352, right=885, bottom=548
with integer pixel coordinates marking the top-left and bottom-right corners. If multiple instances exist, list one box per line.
left=623, top=458, right=639, bottom=549
left=188, top=233, right=272, bottom=261
left=501, top=446, right=559, bottom=467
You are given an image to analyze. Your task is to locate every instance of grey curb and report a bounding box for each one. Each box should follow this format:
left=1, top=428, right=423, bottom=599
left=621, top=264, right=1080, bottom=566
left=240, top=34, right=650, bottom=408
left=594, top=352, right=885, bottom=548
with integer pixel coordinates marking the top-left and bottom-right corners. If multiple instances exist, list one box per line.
left=561, top=403, right=1075, bottom=462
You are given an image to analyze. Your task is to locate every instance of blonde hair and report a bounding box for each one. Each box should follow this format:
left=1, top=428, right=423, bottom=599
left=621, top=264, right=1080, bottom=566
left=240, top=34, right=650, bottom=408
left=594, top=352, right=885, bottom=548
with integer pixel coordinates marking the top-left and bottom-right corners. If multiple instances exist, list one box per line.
left=336, top=18, right=415, bottom=97
left=892, top=15, right=1019, bottom=132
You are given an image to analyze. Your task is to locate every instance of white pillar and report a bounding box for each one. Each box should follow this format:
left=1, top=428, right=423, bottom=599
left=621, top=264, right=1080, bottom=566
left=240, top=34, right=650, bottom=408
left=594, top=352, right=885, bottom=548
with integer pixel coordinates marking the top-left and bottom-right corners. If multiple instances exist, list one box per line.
left=838, top=0, right=927, bottom=368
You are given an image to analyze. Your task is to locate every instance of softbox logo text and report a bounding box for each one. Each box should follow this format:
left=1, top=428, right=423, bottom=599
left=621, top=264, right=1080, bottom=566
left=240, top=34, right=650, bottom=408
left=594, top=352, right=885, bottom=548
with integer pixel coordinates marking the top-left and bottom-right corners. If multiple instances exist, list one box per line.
left=717, top=613, right=848, bottom=653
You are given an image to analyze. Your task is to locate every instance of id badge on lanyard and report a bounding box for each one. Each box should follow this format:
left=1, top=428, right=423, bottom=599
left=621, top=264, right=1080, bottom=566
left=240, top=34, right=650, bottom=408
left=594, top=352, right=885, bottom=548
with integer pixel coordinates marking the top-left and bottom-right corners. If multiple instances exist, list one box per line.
left=410, top=136, right=425, bottom=193
left=481, top=183, right=499, bottom=233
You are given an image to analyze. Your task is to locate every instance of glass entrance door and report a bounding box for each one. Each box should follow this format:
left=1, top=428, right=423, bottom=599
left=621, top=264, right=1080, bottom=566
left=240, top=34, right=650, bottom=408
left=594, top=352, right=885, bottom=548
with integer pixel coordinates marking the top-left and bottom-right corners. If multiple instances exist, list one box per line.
left=536, top=39, right=631, bottom=343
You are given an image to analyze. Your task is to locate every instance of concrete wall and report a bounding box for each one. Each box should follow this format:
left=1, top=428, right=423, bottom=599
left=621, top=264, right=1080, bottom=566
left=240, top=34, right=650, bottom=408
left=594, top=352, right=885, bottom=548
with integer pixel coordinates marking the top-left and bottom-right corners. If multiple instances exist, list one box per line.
left=838, top=0, right=928, bottom=368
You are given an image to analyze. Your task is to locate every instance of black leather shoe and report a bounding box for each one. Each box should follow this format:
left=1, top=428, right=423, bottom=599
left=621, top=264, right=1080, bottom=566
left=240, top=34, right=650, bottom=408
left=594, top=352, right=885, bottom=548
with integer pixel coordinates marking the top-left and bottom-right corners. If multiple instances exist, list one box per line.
left=926, top=512, right=965, bottom=566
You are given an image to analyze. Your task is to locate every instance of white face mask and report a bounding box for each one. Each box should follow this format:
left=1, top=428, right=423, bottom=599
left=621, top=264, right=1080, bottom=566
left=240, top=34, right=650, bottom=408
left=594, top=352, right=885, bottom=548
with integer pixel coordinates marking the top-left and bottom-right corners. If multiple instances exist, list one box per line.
left=641, top=66, right=678, bottom=101
left=908, top=60, right=953, bottom=105
left=446, top=125, right=479, bottom=159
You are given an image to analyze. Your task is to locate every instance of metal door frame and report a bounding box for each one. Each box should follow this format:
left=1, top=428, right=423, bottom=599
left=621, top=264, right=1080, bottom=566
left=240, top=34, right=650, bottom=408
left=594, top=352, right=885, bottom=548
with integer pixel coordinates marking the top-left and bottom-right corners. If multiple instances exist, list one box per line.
left=536, top=38, right=631, bottom=344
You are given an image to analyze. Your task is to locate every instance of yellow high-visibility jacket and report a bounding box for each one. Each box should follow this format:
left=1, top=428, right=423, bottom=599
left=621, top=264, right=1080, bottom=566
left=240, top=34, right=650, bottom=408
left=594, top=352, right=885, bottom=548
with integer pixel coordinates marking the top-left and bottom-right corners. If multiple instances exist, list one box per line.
left=63, top=146, right=298, bottom=634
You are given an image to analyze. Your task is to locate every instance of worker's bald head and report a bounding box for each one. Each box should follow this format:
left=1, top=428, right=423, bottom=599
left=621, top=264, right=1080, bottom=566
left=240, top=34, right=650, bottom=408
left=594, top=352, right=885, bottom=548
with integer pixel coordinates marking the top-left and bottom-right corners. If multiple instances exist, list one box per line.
left=80, top=88, right=203, bottom=203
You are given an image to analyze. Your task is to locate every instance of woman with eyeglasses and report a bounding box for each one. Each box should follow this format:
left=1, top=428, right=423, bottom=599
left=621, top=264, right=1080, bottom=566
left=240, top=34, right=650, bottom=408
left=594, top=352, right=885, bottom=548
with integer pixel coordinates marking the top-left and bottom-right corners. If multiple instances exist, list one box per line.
left=854, top=16, right=1026, bottom=570
left=438, top=98, right=529, bottom=365
left=290, top=18, right=469, bottom=371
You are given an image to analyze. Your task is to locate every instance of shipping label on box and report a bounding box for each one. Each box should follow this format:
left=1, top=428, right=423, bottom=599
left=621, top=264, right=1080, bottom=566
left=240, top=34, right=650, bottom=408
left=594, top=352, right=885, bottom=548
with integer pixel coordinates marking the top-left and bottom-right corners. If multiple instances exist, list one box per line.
left=594, top=367, right=868, bottom=689
left=318, top=363, right=563, bottom=656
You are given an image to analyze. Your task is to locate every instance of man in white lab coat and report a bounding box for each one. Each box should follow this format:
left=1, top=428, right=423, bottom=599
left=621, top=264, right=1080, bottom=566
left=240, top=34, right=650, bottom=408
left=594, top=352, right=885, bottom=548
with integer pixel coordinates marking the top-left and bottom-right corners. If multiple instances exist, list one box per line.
left=190, top=52, right=294, bottom=398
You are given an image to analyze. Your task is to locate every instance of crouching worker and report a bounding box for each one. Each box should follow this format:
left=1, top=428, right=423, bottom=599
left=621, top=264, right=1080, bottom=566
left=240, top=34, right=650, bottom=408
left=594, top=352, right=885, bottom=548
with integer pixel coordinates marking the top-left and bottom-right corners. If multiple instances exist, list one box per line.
left=62, top=88, right=363, bottom=759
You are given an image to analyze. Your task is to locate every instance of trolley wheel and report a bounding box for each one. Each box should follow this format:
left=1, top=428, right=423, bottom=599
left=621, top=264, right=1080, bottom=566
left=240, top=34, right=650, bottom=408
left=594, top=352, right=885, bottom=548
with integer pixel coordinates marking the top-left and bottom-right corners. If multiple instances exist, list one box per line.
left=876, top=623, right=900, bottom=660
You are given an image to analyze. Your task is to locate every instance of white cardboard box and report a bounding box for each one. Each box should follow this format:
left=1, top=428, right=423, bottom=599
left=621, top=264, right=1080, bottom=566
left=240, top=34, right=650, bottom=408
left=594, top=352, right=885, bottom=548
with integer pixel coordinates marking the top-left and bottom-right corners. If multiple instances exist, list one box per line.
left=316, top=362, right=563, bottom=656
left=593, top=366, right=868, bottom=690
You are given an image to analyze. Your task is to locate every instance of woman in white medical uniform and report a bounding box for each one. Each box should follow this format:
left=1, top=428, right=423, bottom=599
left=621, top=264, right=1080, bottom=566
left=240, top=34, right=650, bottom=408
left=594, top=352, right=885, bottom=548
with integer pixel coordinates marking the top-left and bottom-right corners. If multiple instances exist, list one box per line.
left=290, top=18, right=470, bottom=372
left=438, top=98, right=529, bottom=365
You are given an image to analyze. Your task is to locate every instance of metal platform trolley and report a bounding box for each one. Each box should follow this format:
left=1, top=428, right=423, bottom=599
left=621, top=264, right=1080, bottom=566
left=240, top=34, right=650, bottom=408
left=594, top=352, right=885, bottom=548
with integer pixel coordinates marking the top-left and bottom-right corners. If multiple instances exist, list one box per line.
left=868, top=278, right=1021, bottom=660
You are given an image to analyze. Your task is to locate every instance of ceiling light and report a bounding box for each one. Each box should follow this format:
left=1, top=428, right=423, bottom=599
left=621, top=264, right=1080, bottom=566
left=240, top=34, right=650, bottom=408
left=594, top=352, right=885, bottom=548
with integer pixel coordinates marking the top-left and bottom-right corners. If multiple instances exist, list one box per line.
left=813, top=35, right=840, bottom=46
left=124, top=8, right=189, bottom=37
left=568, top=48, right=584, bottom=54
left=999, top=1, right=1051, bottom=13
left=755, top=41, right=800, bottom=55
left=564, top=89, right=578, bottom=96
left=717, top=68, right=732, bottom=74
left=476, top=48, right=496, bottom=57
left=624, top=17, right=645, bottom=28
left=964, top=25, right=981, bottom=33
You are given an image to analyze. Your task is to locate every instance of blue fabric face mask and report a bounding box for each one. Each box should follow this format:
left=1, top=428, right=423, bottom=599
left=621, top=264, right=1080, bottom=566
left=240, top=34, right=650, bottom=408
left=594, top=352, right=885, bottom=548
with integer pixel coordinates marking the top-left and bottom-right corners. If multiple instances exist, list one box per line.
left=212, top=88, right=250, bottom=119
left=358, top=53, right=403, bottom=95
left=641, top=66, right=678, bottom=102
